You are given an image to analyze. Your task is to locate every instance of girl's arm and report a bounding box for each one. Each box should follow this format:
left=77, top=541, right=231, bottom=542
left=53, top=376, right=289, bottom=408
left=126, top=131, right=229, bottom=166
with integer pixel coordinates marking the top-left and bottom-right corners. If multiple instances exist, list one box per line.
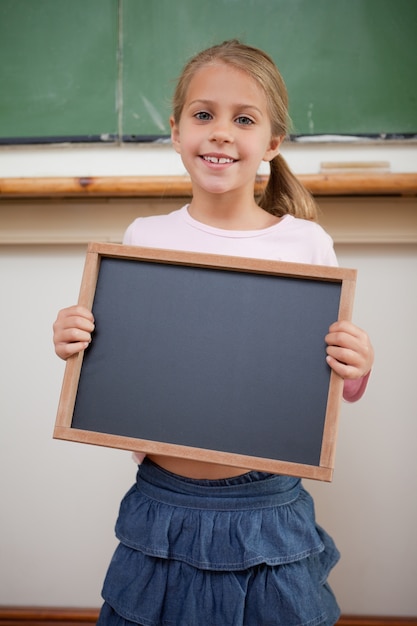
left=325, top=320, right=374, bottom=402
left=53, top=305, right=95, bottom=360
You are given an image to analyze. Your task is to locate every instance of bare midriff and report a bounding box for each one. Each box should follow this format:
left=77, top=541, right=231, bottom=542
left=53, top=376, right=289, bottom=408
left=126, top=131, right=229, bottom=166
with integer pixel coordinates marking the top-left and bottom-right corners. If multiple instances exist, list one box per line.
left=147, top=454, right=249, bottom=480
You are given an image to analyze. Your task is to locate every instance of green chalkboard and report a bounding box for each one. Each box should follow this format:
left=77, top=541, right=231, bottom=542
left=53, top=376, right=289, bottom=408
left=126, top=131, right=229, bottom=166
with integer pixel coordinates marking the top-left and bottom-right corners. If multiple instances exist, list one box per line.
left=0, top=0, right=416, bottom=143
left=122, top=0, right=417, bottom=140
left=0, top=0, right=119, bottom=142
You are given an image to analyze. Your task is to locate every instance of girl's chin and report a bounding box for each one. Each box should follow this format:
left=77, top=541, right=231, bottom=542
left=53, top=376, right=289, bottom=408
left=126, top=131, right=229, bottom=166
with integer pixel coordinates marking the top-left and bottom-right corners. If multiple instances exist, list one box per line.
left=194, top=181, right=238, bottom=196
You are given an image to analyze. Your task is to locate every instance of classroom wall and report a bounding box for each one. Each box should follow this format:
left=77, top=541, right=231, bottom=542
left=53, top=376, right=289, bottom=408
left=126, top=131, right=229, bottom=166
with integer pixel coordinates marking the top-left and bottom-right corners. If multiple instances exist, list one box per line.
left=1, top=142, right=417, bottom=615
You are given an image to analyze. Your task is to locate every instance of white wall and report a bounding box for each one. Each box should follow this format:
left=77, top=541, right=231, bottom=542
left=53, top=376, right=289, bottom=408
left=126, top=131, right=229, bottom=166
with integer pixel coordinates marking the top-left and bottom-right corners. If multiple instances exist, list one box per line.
left=1, top=142, right=417, bottom=614
left=1, top=245, right=131, bottom=605
left=1, top=140, right=417, bottom=177
left=308, top=243, right=417, bottom=615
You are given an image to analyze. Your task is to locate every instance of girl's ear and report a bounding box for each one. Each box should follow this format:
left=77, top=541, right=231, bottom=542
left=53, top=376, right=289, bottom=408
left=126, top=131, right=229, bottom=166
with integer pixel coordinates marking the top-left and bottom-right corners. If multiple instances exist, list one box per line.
left=170, top=116, right=181, bottom=154
left=262, top=135, right=284, bottom=162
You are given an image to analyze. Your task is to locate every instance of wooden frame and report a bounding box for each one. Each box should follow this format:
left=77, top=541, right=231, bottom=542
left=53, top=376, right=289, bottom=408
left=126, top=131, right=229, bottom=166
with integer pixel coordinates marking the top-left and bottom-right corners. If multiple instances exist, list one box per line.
left=54, top=242, right=357, bottom=481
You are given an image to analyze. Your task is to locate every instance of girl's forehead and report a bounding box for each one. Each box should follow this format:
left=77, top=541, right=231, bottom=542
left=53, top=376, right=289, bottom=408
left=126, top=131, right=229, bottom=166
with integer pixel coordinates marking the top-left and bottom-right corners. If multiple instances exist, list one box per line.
left=185, top=62, right=267, bottom=103
left=189, top=61, right=254, bottom=85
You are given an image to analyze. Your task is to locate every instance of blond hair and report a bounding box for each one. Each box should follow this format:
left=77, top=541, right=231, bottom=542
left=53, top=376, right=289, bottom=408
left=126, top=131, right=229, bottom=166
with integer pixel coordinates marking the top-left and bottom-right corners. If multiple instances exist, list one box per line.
left=172, top=40, right=318, bottom=221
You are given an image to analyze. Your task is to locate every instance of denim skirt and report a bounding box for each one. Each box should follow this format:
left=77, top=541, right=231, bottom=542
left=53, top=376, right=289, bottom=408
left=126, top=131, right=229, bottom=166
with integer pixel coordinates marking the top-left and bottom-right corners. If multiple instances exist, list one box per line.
left=97, top=458, right=340, bottom=626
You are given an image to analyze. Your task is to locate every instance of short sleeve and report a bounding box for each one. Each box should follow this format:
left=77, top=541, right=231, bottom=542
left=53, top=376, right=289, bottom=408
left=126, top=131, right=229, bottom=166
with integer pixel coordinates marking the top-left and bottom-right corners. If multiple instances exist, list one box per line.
left=342, top=371, right=371, bottom=402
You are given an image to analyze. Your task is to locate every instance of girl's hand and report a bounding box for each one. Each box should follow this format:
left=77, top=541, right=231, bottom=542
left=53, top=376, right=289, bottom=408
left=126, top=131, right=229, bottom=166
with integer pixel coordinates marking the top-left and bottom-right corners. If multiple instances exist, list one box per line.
left=53, top=305, right=95, bottom=360
left=325, top=320, right=374, bottom=380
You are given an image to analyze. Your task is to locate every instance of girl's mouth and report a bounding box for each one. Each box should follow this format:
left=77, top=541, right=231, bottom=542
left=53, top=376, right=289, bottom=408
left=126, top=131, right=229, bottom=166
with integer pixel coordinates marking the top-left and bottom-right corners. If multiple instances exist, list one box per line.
left=201, top=155, right=236, bottom=165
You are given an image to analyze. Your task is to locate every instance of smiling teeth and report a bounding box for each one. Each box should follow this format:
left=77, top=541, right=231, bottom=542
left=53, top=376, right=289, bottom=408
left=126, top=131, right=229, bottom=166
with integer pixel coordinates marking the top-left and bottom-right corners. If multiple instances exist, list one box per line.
left=203, top=156, right=234, bottom=164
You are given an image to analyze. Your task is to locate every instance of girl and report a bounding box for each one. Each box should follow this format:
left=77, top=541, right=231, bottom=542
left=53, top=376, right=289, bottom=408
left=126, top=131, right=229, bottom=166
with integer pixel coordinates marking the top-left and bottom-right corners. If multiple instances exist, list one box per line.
left=53, top=40, right=373, bottom=626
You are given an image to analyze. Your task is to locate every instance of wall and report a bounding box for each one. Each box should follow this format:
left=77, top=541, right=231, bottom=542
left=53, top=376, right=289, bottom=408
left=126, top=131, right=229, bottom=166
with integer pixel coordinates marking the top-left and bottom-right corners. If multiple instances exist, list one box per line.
left=1, top=141, right=416, bottom=615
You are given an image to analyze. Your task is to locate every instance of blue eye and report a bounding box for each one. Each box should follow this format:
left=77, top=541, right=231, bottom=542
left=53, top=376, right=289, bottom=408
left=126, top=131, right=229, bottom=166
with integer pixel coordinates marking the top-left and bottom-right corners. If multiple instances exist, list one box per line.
left=236, top=116, right=253, bottom=125
left=195, top=111, right=212, bottom=121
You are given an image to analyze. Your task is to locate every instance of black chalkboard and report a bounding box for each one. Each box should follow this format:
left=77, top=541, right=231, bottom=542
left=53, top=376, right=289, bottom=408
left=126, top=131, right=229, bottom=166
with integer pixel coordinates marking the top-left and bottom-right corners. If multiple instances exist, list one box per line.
left=54, top=243, right=357, bottom=481
left=1, top=0, right=416, bottom=143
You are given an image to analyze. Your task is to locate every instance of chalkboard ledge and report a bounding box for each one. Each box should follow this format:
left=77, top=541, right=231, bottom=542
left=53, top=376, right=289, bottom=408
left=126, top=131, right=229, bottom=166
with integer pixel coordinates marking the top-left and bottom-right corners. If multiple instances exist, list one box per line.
left=0, top=173, right=416, bottom=197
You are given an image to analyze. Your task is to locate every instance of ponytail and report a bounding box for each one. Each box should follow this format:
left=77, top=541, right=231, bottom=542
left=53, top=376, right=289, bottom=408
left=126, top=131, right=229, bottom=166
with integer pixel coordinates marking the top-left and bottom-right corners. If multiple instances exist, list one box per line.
left=258, top=154, right=318, bottom=222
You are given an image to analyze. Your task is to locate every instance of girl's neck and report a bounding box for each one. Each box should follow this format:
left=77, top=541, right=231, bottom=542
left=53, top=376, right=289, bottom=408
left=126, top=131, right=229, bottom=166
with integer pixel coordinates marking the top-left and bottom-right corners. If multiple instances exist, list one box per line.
left=188, top=191, right=280, bottom=231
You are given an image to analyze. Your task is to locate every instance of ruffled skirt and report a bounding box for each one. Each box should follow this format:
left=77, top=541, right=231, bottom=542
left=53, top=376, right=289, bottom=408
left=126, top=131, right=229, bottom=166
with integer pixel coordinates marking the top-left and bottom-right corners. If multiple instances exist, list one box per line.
left=98, top=458, right=340, bottom=626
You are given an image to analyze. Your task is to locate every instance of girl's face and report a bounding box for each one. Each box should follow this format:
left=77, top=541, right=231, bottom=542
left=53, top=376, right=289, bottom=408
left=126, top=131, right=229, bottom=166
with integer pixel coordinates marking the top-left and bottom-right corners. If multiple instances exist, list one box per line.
left=170, top=62, right=282, bottom=200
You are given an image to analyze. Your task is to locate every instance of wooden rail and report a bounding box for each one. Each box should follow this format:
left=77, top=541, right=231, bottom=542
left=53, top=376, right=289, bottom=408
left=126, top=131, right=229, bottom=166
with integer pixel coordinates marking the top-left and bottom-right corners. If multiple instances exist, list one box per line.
left=1, top=173, right=416, bottom=197
left=0, top=607, right=416, bottom=625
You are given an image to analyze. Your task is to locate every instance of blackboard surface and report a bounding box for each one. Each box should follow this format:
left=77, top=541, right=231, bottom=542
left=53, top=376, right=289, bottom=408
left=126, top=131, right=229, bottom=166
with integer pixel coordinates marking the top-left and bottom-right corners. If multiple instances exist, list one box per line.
left=72, top=258, right=340, bottom=466
left=54, top=243, right=357, bottom=481
left=1, top=0, right=416, bottom=142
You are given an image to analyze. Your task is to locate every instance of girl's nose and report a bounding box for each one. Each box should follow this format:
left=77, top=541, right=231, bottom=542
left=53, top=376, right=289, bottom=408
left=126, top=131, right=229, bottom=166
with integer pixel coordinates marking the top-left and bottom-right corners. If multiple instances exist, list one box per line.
left=209, top=120, right=234, bottom=143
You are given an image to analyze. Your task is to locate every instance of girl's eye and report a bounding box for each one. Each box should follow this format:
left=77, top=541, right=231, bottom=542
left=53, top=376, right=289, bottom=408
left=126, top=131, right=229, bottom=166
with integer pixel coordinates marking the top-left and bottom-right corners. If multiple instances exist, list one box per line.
left=194, top=111, right=212, bottom=121
left=235, top=116, right=253, bottom=125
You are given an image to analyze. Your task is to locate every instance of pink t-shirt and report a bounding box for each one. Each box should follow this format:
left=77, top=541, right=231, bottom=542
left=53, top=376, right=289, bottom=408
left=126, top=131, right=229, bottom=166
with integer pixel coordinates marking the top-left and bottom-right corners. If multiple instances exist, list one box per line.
left=123, top=205, right=368, bottom=411
left=123, top=205, right=338, bottom=266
